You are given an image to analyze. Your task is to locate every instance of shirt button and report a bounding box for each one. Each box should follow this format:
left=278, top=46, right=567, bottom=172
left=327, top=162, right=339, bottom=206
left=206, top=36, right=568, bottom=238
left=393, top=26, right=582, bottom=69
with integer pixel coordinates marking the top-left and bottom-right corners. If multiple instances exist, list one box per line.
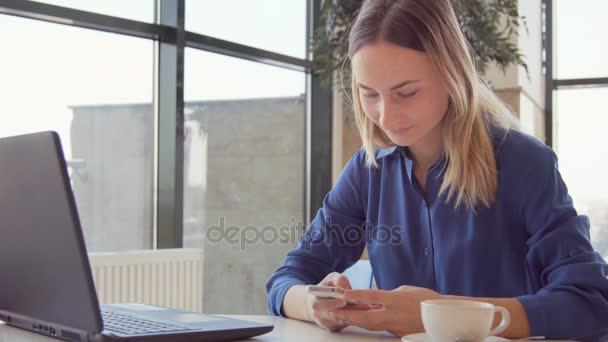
left=424, top=248, right=430, bottom=256
left=569, top=249, right=578, bottom=257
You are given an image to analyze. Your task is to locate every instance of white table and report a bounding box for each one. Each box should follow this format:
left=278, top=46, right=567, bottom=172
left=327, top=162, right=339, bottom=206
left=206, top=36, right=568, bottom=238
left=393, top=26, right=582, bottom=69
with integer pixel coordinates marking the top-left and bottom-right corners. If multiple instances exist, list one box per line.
left=0, top=315, right=576, bottom=342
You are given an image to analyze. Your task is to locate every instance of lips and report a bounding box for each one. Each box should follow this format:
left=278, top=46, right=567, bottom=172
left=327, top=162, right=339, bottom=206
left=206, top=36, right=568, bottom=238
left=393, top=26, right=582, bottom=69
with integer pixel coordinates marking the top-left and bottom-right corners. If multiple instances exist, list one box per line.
left=387, top=125, right=414, bottom=135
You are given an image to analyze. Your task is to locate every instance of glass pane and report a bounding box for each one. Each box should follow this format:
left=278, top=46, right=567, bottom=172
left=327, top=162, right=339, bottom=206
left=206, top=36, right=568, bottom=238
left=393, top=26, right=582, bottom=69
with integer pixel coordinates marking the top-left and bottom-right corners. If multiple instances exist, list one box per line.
left=33, top=0, right=155, bottom=23
left=555, top=88, right=608, bottom=259
left=0, top=14, right=154, bottom=252
left=185, top=0, right=307, bottom=59
left=554, top=0, right=608, bottom=79
left=184, top=48, right=305, bottom=314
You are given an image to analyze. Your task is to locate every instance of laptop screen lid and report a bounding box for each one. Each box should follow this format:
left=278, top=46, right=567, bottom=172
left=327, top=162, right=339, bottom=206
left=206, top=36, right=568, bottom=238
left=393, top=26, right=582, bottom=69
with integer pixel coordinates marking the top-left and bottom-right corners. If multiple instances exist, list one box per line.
left=0, top=131, right=103, bottom=333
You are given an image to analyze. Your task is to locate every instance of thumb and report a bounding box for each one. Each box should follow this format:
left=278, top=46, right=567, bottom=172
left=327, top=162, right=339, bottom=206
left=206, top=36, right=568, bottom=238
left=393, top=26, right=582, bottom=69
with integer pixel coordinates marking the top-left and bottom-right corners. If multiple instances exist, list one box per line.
left=334, top=274, right=352, bottom=290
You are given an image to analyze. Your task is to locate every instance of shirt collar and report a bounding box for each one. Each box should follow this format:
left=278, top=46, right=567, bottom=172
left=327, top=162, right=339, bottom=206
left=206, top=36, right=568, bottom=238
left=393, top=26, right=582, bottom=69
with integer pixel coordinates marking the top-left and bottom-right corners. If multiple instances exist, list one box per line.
left=377, top=124, right=507, bottom=159
left=376, top=146, right=398, bottom=159
left=376, top=145, right=414, bottom=160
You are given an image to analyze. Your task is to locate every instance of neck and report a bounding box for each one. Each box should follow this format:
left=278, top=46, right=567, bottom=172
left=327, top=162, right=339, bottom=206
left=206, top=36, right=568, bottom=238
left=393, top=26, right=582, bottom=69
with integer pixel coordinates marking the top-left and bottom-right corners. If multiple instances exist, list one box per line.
left=409, top=125, right=443, bottom=171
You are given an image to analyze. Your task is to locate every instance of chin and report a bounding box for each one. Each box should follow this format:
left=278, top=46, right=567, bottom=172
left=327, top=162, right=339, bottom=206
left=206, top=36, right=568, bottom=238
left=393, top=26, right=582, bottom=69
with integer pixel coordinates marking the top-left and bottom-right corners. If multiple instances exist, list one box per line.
left=387, top=134, right=417, bottom=147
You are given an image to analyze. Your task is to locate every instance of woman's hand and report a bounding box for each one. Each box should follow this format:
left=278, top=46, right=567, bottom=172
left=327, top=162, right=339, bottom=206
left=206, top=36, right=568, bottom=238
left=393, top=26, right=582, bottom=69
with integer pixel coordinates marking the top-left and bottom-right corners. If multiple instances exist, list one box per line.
left=329, top=285, right=443, bottom=337
left=304, top=272, right=352, bottom=332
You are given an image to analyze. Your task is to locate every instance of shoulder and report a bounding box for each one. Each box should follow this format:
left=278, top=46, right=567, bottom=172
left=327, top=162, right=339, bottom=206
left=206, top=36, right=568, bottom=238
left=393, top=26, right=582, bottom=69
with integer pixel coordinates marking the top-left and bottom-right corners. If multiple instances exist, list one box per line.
left=337, top=149, right=369, bottom=186
left=493, top=128, right=557, bottom=174
left=338, top=148, right=392, bottom=194
left=344, top=147, right=388, bottom=173
left=346, top=148, right=368, bottom=171
left=492, top=129, right=563, bottom=216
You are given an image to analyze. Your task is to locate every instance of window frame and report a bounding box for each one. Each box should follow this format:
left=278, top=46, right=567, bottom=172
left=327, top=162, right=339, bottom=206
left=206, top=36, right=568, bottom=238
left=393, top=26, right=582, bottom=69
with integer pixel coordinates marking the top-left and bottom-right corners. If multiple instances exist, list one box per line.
left=0, top=0, right=332, bottom=248
left=544, top=0, right=608, bottom=146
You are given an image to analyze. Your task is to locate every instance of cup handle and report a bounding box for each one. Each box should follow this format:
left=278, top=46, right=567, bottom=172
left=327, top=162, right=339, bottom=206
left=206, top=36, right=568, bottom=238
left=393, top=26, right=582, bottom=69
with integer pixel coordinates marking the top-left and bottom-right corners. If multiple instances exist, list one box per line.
left=489, top=306, right=511, bottom=336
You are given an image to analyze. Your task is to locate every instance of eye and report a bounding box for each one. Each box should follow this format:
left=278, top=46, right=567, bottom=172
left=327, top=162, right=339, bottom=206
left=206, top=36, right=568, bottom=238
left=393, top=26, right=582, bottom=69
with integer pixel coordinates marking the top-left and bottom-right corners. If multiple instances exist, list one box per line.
left=362, top=92, right=379, bottom=98
left=397, top=91, right=417, bottom=99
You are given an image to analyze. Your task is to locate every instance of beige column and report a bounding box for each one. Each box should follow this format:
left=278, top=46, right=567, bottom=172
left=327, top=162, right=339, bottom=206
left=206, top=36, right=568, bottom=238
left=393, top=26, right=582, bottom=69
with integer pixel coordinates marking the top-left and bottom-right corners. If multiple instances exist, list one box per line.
left=485, top=0, right=546, bottom=142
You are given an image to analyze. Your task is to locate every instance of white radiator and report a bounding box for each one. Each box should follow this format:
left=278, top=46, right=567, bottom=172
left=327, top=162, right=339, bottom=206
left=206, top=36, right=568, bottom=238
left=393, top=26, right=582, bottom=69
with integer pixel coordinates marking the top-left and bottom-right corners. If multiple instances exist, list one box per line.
left=88, top=249, right=203, bottom=313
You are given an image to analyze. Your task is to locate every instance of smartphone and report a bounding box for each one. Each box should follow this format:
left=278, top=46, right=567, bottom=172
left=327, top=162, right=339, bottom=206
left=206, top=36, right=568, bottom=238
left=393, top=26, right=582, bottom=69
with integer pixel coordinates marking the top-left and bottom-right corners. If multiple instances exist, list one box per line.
left=306, top=285, right=358, bottom=304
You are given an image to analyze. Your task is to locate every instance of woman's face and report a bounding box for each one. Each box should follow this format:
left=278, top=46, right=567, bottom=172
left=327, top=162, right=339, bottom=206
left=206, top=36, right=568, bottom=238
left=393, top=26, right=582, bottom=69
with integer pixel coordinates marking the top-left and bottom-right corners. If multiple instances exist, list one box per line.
left=351, top=41, right=450, bottom=148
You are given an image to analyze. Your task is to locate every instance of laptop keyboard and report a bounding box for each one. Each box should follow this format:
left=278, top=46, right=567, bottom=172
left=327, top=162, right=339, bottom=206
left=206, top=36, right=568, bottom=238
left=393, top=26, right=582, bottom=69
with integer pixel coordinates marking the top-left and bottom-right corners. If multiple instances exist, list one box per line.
left=102, top=309, right=194, bottom=336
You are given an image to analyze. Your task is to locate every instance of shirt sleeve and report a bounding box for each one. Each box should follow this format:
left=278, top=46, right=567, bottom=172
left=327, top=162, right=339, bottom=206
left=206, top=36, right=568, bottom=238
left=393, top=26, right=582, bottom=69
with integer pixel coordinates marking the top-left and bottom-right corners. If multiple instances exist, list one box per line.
left=514, top=144, right=608, bottom=340
left=265, top=150, right=368, bottom=316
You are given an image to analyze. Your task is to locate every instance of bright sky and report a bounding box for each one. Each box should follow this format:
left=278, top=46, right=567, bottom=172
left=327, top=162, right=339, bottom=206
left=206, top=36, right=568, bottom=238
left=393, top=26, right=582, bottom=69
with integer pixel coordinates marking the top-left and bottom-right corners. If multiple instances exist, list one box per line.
left=0, top=0, right=306, bottom=159
left=0, top=1, right=606, bottom=244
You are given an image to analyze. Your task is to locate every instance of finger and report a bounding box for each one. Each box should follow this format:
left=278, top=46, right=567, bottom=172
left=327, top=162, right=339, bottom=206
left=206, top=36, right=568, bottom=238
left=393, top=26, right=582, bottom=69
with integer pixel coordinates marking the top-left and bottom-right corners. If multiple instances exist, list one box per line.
left=311, top=297, right=347, bottom=313
left=319, top=272, right=341, bottom=286
left=330, top=308, right=386, bottom=330
left=326, top=324, right=347, bottom=332
left=315, top=310, right=341, bottom=324
left=343, top=289, right=391, bottom=305
left=318, top=318, right=348, bottom=332
left=396, top=285, right=420, bottom=292
left=345, top=303, right=375, bottom=310
left=321, top=272, right=352, bottom=290
left=332, top=273, right=352, bottom=290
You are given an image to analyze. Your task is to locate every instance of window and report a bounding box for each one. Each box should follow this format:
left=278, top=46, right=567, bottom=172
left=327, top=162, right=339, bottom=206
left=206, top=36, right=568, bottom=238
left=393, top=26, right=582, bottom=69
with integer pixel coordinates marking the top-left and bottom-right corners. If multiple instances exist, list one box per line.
left=183, top=49, right=306, bottom=313
left=0, top=14, right=155, bottom=252
left=185, top=0, right=307, bottom=58
left=554, top=89, right=608, bottom=258
left=552, top=0, right=608, bottom=258
left=554, top=0, right=608, bottom=79
left=0, top=0, right=320, bottom=315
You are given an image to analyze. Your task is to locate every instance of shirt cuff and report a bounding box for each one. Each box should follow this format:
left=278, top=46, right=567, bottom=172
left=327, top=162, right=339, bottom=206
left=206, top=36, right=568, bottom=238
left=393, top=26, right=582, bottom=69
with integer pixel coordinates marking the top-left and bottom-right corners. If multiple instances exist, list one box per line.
left=517, top=289, right=593, bottom=339
left=516, top=294, right=547, bottom=337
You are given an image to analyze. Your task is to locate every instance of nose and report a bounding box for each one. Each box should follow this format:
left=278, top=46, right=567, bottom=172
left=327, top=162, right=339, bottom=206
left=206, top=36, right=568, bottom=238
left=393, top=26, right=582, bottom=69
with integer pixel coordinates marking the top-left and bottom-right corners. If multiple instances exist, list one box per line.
left=378, top=98, right=399, bottom=129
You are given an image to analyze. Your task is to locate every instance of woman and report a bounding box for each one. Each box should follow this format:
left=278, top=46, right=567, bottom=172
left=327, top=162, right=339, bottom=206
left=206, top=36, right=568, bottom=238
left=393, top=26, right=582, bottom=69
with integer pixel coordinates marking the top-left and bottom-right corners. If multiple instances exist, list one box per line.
left=266, top=0, right=608, bottom=340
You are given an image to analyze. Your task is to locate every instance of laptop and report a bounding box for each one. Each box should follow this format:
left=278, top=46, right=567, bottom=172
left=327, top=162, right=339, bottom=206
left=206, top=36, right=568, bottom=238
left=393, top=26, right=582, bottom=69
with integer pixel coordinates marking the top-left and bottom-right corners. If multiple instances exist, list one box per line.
left=0, top=131, right=274, bottom=341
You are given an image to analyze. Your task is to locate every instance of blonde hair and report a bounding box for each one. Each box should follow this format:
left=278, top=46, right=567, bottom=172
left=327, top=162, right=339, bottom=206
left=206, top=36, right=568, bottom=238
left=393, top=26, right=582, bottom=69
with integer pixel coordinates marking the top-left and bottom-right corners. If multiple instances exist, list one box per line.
left=348, top=0, right=520, bottom=210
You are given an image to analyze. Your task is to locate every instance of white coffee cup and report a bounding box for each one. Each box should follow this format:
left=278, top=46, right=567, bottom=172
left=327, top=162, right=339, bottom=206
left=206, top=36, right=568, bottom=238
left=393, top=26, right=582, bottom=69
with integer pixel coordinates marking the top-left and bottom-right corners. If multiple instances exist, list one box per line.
left=421, top=299, right=510, bottom=342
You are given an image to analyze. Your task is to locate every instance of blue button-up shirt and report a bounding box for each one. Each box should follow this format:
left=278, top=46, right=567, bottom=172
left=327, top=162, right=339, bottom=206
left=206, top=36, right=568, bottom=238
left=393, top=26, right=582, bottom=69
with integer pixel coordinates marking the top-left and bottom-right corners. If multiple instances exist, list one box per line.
left=266, top=129, right=608, bottom=340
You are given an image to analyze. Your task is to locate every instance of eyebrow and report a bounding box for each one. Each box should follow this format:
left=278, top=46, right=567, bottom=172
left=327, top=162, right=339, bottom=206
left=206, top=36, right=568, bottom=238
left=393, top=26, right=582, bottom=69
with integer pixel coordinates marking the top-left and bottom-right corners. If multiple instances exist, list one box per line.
left=357, top=80, right=420, bottom=91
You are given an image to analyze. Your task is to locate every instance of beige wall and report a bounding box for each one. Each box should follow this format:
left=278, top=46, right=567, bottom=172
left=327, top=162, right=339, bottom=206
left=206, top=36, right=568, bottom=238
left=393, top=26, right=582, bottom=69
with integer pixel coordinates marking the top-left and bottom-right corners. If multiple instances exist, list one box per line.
left=486, top=0, right=546, bottom=141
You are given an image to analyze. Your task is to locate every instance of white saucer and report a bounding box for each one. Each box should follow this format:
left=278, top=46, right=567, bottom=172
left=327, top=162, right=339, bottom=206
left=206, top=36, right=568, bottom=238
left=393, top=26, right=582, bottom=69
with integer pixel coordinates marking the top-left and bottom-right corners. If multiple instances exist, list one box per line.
left=402, top=333, right=510, bottom=342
